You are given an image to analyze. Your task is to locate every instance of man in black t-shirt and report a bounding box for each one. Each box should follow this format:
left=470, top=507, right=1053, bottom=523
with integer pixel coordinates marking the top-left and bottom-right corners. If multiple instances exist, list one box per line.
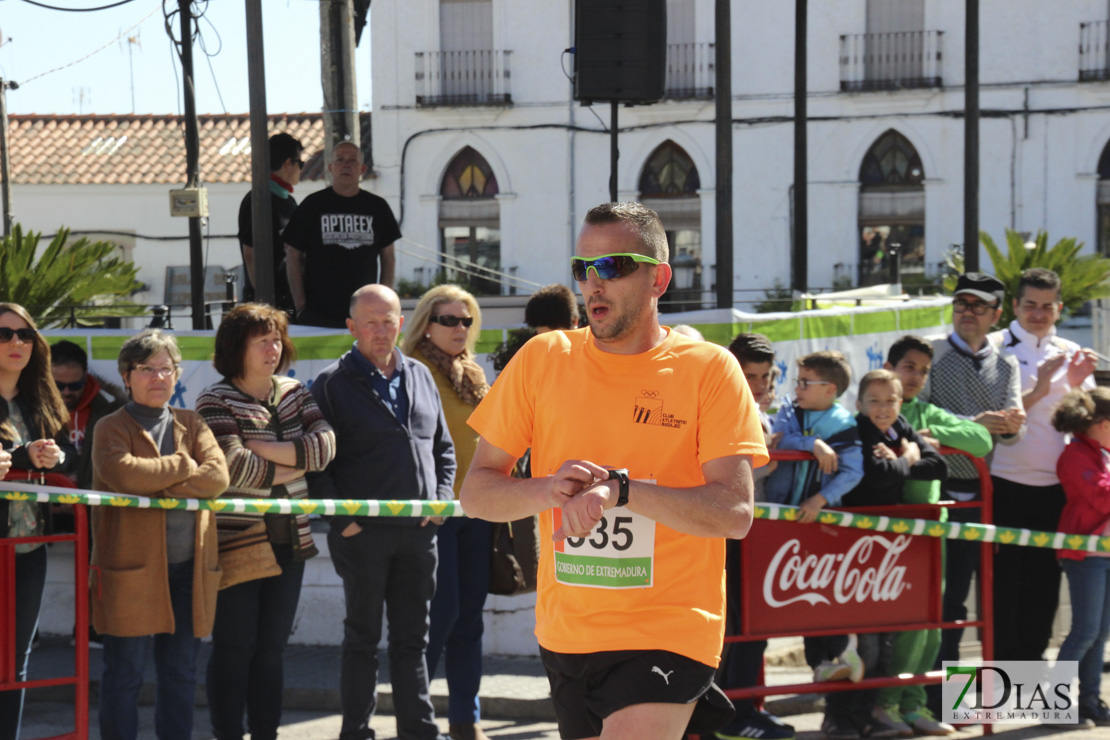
left=238, top=132, right=302, bottom=312
left=283, top=141, right=401, bottom=328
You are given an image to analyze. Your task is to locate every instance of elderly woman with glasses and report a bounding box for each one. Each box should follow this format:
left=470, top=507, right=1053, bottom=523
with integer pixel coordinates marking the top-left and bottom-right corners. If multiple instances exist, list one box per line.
left=0, top=303, right=73, bottom=740
left=91, top=329, right=229, bottom=740
left=401, top=285, right=491, bottom=740
left=197, top=304, right=336, bottom=740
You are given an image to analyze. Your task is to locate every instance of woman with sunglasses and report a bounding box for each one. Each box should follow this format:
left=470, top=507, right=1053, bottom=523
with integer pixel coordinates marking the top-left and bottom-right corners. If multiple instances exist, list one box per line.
left=401, top=285, right=491, bottom=740
left=90, top=329, right=229, bottom=740
left=0, top=303, right=71, bottom=740
left=196, top=304, right=335, bottom=740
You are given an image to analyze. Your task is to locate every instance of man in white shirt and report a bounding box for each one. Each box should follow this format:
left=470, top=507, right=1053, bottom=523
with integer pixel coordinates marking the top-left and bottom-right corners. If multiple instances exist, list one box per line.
left=990, top=267, right=1098, bottom=662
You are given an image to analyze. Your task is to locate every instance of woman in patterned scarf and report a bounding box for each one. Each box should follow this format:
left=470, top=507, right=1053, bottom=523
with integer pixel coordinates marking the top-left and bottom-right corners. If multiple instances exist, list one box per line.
left=402, top=285, right=491, bottom=740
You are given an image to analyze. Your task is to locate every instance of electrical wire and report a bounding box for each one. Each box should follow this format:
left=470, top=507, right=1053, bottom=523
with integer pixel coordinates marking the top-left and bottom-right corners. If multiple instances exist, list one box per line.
left=398, top=237, right=544, bottom=290
left=395, top=244, right=543, bottom=292
left=196, top=5, right=226, bottom=114
left=19, top=5, right=158, bottom=86
left=19, top=0, right=136, bottom=11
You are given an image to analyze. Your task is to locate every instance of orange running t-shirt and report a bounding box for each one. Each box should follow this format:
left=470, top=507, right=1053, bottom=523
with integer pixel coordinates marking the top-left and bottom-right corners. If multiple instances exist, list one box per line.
left=467, top=327, right=768, bottom=667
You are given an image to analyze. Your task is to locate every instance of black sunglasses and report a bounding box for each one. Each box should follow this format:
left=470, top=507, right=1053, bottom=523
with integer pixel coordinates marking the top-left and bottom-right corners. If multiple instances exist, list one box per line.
left=430, top=315, right=474, bottom=328
left=56, top=379, right=86, bottom=392
left=292, top=158, right=305, bottom=168
left=0, top=327, right=37, bottom=343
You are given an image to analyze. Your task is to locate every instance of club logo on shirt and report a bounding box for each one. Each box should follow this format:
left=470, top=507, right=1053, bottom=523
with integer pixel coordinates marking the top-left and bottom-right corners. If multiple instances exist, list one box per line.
left=632, top=390, right=688, bottom=429
left=320, top=214, right=375, bottom=250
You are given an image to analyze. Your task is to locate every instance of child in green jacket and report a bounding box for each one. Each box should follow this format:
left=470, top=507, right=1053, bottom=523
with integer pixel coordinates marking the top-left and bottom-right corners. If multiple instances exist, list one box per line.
left=870, top=335, right=994, bottom=736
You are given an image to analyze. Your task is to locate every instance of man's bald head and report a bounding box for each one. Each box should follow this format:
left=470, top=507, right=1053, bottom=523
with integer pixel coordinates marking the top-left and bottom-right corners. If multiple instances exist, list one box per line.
left=332, top=140, right=362, bottom=162
left=350, top=284, right=400, bottom=317
left=348, top=284, right=404, bottom=369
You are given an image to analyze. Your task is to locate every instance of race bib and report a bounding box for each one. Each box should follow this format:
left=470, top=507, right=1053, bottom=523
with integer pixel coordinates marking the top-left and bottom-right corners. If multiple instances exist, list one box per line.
left=552, top=506, right=656, bottom=589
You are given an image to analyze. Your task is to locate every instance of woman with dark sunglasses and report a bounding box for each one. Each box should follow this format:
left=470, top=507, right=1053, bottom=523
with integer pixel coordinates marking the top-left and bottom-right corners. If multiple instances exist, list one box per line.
left=0, top=303, right=73, bottom=740
left=401, top=285, right=491, bottom=740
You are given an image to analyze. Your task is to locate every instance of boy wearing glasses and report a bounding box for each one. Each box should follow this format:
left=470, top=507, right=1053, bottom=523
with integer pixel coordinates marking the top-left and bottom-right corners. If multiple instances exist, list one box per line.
left=463, top=202, right=767, bottom=740
left=764, top=351, right=866, bottom=731
left=765, top=351, right=863, bottom=522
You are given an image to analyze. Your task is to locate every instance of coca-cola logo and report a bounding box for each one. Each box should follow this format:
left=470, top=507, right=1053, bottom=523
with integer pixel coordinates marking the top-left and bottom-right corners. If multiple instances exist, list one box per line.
left=762, top=534, right=911, bottom=608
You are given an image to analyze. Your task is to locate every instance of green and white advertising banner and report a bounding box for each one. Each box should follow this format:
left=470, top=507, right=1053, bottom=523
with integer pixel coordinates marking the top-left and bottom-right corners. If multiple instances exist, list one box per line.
left=658, top=296, right=951, bottom=408
left=42, top=297, right=950, bottom=410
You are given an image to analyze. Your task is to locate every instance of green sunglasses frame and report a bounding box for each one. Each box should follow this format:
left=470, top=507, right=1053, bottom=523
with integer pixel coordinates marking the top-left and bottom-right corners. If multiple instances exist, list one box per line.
left=570, top=252, right=663, bottom=281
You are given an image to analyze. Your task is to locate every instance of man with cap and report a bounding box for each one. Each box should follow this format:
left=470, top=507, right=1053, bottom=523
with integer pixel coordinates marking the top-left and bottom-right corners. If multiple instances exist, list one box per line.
left=919, top=272, right=1025, bottom=700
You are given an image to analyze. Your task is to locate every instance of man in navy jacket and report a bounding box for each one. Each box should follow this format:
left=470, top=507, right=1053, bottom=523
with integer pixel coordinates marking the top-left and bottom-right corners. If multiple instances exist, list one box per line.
left=311, top=284, right=456, bottom=740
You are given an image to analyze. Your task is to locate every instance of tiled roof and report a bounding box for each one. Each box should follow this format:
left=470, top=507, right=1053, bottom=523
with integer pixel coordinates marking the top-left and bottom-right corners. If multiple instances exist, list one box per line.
left=2, top=112, right=373, bottom=185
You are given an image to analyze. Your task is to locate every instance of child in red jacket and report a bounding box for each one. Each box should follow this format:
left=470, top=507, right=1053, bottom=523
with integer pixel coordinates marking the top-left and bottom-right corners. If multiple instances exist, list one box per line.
left=1054, top=387, right=1110, bottom=728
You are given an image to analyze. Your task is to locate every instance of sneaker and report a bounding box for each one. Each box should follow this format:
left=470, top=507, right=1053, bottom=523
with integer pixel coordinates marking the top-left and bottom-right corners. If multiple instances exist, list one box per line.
left=814, top=660, right=852, bottom=682
left=839, top=646, right=864, bottom=683
left=821, top=712, right=860, bottom=740
left=1079, top=699, right=1110, bottom=727
left=871, top=706, right=912, bottom=738
left=716, top=708, right=795, bottom=740
left=903, top=708, right=955, bottom=736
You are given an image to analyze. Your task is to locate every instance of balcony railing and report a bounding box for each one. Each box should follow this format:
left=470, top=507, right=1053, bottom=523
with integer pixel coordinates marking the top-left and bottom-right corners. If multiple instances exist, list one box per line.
left=1080, top=20, right=1110, bottom=81
left=840, top=30, right=943, bottom=92
left=415, top=50, right=512, bottom=107
left=664, top=42, right=714, bottom=100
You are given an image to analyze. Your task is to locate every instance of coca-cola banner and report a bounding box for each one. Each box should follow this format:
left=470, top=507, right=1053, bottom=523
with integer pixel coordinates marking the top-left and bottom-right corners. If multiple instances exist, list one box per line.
left=745, top=520, right=941, bottom=635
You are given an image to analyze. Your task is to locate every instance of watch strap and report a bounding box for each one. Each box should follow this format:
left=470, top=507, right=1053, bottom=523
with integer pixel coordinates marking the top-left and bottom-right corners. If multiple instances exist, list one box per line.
left=608, top=468, right=630, bottom=507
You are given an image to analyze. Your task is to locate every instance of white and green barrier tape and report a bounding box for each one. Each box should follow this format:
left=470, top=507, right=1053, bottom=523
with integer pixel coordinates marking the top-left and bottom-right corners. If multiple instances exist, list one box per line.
left=3, top=483, right=1106, bottom=554
left=755, top=502, right=1106, bottom=553
left=0, top=483, right=464, bottom=519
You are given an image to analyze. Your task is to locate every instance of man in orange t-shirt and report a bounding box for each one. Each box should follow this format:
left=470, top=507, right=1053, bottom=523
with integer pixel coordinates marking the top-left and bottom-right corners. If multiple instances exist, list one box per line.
left=462, top=202, right=767, bottom=740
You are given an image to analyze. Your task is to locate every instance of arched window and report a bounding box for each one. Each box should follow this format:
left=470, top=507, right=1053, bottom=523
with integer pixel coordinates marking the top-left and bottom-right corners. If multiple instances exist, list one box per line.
left=439, top=147, right=501, bottom=294
left=857, top=130, right=926, bottom=286
left=639, top=141, right=702, bottom=310
left=1097, top=140, right=1110, bottom=257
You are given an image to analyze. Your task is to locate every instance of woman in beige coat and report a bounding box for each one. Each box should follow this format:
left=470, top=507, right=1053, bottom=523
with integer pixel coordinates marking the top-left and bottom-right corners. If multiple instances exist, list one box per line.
left=90, top=329, right=229, bottom=740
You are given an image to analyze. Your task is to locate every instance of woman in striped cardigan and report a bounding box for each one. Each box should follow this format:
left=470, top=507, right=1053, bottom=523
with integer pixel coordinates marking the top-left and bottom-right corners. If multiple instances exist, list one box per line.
left=196, top=304, right=336, bottom=740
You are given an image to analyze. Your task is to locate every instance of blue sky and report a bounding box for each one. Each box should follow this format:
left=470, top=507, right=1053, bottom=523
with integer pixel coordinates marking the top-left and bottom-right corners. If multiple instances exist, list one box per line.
left=0, top=0, right=372, bottom=116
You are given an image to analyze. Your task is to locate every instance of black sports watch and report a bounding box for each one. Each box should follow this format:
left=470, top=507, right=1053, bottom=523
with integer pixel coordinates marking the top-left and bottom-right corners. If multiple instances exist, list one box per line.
left=608, top=468, right=630, bottom=507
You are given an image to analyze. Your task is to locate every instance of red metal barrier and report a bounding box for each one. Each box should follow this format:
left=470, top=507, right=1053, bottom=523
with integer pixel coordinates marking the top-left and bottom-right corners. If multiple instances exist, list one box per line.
left=721, top=447, right=993, bottom=732
left=0, top=503, right=89, bottom=740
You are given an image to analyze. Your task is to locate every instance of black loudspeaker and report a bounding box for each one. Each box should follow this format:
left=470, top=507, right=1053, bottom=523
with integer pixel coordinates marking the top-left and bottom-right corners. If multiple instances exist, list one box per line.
left=574, top=0, right=667, bottom=104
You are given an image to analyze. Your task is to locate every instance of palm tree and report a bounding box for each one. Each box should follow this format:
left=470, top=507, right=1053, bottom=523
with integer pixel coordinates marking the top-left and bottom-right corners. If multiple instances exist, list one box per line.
left=0, top=225, right=145, bottom=327
left=944, top=228, right=1110, bottom=327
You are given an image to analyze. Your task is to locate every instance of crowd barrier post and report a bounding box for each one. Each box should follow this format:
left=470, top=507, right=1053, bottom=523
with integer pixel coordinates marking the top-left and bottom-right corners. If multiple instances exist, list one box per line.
left=716, top=447, right=994, bottom=736
left=0, top=503, right=89, bottom=740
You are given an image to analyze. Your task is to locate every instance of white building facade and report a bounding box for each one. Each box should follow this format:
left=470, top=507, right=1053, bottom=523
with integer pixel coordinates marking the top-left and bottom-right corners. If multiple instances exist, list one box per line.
left=371, top=0, right=1110, bottom=303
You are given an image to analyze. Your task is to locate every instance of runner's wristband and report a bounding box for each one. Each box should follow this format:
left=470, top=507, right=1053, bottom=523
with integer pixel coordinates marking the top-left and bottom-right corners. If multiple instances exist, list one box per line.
left=608, top=468, right=630, bottom=507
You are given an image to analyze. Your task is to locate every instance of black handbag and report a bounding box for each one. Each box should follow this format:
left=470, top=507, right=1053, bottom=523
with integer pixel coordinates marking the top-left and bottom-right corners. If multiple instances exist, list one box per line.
left=489, top=515, right=540, bottom=596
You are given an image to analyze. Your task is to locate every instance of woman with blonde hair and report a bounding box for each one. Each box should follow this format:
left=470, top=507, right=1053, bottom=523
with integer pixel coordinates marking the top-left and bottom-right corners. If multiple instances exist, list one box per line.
left=0, top=303, right=71, bottom=740
left=401, top=284, right=491, bottom=740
